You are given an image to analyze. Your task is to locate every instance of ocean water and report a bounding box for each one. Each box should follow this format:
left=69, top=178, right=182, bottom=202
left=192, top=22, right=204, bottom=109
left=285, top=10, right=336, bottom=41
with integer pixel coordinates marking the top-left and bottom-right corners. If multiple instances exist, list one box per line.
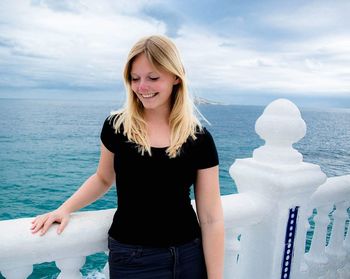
left=0, top=98, right=350, bottom=278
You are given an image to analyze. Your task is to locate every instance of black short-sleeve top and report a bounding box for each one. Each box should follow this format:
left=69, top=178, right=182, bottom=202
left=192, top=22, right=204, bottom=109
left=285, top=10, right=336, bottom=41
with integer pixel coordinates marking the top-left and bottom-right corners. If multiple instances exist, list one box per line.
left=100, top=114, right=219, bottom=247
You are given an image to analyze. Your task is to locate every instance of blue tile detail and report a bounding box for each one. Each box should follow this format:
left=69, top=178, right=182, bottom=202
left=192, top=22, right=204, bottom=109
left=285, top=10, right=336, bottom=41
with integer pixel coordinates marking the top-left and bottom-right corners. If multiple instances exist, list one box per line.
left=280, top=206, right=299, bottom=279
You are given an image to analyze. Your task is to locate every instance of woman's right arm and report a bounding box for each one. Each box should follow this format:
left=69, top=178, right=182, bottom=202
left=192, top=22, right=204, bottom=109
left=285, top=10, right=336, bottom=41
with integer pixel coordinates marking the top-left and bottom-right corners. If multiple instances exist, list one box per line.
left=30, top=143, right=115, bottom=236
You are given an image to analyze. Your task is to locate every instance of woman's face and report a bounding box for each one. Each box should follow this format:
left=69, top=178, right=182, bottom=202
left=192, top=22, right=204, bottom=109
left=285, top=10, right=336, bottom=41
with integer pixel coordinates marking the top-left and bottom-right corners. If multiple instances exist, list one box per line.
left=130, top=53, right=179, bottom=113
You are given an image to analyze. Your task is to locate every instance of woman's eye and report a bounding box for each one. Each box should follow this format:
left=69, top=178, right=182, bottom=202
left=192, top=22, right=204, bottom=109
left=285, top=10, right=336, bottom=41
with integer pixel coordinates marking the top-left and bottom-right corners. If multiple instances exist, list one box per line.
left=149, top=77, right=159, bottom=81
left=131, top=77, right=139, bottom=81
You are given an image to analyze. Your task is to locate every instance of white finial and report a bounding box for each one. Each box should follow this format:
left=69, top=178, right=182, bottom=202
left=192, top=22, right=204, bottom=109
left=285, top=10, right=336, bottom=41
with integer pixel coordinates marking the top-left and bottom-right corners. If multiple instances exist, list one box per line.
left=253, top=99, right=306, bottom=164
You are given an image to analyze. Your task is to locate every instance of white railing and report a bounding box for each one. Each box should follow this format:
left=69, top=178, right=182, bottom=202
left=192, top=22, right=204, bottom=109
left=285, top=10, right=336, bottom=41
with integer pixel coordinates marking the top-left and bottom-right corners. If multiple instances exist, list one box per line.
left=0, top=209, right=114, bottom=278
left=303, top=175, right=350, bottom=279
left=0, top=98, right=349, bottom=279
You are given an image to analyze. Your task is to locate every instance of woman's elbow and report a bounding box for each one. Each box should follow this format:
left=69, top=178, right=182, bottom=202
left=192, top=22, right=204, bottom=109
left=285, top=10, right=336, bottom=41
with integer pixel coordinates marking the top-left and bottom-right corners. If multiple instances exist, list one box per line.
left=95, top=171, right=114, bottom=189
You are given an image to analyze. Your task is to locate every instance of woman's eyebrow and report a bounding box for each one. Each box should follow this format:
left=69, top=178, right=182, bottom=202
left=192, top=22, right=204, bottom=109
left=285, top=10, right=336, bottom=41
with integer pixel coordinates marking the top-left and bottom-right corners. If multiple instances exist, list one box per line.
left=130, top=71, right=159, bottom=76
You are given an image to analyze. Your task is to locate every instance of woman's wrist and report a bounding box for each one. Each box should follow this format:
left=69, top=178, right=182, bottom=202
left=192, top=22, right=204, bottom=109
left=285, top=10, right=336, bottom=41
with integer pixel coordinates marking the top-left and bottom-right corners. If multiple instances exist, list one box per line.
left=57, top=204, right=73, bottom=215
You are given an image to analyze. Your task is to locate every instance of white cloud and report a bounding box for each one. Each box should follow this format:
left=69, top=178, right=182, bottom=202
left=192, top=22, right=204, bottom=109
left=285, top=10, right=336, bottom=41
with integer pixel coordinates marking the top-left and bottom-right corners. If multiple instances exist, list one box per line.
left=262, top=0, right=350, bottom=34
left=173, top=28, right=349, bottom=97
left=0, top=0, right=166, bottom=89
left=0, top=0, right=349, bottom=100
left=170, top=0, right=350, bottom=98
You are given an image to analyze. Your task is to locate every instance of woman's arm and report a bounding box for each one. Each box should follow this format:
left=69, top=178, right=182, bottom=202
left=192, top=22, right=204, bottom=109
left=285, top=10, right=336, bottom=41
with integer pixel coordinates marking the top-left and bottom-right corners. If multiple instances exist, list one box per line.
left=30, top=143, right=115, bottom=236
left=195, top=165, right=224, bottom=279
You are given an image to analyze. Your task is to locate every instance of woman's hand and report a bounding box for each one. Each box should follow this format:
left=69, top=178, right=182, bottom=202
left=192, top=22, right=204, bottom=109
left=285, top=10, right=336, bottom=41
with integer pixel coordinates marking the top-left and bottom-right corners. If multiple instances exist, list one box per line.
left=30, top=209, right=70, bottom=236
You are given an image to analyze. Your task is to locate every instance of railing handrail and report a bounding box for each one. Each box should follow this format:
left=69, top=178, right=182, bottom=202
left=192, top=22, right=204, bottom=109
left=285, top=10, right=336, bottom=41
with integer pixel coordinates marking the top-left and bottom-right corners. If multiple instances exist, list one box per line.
left=0, top=209, right=114, bottom=270
left=220, top=192, right=272, bottom=229
left=0, top=192, right=270, bottom=272
left=310, top=175, right=350, bottom=208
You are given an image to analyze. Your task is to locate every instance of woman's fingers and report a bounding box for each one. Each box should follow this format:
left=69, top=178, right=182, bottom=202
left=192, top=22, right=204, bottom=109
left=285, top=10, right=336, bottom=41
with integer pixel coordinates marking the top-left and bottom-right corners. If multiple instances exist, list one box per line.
left=31, top=214, right=43, bottom=226
left=40, top=215, right=57, bottom=235
left=31, top=214, right=49, bottom=233
left=57, top=217, right=69, bottom=234
left=30, top=211, right=70, bottom=235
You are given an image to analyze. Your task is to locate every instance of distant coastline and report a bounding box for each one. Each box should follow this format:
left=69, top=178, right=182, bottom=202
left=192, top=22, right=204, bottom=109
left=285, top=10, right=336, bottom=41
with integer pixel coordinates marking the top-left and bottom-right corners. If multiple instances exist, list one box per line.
left=193, top=96, right=222, bottom=105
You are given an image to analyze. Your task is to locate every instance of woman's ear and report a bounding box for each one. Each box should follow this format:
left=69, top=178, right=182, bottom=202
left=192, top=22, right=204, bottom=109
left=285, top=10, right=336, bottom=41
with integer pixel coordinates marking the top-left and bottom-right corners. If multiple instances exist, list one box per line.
left=173, top=76, right=181, bottom=85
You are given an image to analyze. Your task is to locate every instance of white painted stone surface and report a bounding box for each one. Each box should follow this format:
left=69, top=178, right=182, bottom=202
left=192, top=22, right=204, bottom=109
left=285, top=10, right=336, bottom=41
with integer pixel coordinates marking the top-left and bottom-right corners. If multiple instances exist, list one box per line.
left=230, top=99, right=327, bottom=279
left=0, top=209, right=115, bottom=278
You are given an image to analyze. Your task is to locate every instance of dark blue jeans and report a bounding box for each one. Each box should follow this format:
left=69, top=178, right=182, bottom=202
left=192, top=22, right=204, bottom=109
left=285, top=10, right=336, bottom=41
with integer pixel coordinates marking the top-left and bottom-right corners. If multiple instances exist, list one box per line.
left=108, top=237, right=207, bottom=279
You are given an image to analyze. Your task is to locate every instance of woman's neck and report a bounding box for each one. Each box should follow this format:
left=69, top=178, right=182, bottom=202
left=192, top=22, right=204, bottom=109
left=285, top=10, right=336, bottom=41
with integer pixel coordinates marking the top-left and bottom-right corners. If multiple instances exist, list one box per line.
left=143, top=107, right=170, bottom=125
left=143, top=108, right=171, bottom=148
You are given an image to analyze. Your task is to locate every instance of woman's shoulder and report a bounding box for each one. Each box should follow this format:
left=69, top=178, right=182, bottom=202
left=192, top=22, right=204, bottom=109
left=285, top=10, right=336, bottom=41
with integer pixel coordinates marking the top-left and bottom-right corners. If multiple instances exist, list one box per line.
left=105, top=111, right=121, bottom=123
left=184, top=126, right=214, bottom=149
left=105, top=112, right=124, bottom=129
left=100, top=113, right=126, bottom=143
left=194, top=125, right=212, bottom=139
left=186, top=125, right=218, bottom=168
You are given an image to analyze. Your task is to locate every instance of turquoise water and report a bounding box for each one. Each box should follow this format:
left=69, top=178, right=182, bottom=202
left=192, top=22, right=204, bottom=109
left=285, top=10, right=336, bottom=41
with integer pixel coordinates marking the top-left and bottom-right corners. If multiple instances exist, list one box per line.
left=1, top=98, right=350, bottom=278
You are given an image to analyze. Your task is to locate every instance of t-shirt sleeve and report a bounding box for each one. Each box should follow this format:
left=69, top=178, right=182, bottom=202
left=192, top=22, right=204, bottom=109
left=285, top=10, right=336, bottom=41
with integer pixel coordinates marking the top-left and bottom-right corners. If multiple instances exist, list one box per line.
left=195, top=127, right=219, bottom=169
left=100, top=115, right=117, bottom=153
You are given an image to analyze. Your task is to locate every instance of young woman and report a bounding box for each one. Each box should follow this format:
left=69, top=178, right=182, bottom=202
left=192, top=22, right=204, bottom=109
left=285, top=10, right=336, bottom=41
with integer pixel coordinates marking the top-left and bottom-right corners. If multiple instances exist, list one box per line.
left=31, top=35, right=224, bottom=279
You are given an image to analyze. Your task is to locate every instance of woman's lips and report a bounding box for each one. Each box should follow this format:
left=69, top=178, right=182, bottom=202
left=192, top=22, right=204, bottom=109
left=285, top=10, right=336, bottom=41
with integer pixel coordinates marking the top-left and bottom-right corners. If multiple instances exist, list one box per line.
left=139, top=93, right=158, bottom=98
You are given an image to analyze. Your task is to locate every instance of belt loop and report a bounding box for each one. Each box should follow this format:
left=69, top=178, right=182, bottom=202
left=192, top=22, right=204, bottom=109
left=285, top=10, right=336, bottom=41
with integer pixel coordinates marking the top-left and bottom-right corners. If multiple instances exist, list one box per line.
left=169, top=246, right=175, bottom=256
left=169, top=247, right=177, bottom=279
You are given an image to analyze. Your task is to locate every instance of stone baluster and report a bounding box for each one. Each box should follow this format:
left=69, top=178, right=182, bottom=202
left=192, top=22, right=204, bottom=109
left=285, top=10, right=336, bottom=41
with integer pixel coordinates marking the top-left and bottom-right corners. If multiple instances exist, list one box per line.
left=224, top=229, right=241, bottom=278
left=343, top=204, right=350, bottom=275
left=220, top=191, right=270, bottom=279
left=304, top=205, right=332, bottom=278
left=230, top=99, right=327, bottom=279
left=232, top=230, right=241, bottom=268
left=1, top=266, right=33, bottom=279
left=300, top=209, right=313, bottom=279
left=298, top=208, right=314, bottom=279
left=56, top=256, right=86, bottom=279
left=102, top=251, right=110, bottom=279
left=326, top=202, right=348, bottom=278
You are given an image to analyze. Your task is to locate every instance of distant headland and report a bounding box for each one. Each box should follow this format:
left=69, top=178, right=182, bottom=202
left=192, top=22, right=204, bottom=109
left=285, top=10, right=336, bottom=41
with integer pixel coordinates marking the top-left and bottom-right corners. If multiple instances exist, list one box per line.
left=193, top=96, right=222, bottom=105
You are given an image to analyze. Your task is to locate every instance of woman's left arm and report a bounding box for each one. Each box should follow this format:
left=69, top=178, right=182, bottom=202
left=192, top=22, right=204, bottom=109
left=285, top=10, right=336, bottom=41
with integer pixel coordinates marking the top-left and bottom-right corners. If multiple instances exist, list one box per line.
left=195, top=165, right=224, bottom=279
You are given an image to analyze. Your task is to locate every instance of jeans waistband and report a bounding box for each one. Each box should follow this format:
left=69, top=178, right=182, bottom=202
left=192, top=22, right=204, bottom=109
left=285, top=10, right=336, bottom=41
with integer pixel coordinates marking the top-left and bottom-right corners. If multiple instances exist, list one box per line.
left=108, top=236, right=201, bottom=251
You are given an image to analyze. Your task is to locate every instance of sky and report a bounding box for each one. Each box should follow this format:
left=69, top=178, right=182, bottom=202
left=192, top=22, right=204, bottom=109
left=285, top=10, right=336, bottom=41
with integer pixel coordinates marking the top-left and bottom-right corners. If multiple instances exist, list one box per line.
left=0, top=0, right=350, bottom=107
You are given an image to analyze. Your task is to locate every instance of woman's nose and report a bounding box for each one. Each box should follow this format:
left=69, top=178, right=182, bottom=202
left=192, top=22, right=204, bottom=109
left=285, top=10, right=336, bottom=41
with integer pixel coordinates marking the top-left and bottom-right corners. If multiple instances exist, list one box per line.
left=138, top=80, right=149, bottom=93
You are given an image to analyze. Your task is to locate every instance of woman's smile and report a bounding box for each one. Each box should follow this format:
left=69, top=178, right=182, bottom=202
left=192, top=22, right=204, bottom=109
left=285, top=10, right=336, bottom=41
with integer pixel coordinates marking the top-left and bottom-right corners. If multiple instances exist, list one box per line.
left=139, top=92, right=158, bottom=99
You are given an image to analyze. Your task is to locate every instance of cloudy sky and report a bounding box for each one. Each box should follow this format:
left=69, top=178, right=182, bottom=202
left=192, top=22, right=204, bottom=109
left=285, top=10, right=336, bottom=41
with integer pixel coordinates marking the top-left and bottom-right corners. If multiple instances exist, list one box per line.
left=0, top=0, right=349, bottom=107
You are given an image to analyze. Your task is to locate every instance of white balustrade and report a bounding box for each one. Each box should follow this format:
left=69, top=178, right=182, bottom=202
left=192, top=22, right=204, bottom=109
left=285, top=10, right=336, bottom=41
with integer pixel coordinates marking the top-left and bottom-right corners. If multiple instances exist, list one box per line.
left=326, top=202, right=348, bottom=276
left=343, top=203, right=350, bottom=277
left=303, top=175, right=350, bottom=279
left=218, top=193, right=272, bottom=278
left=0, top=209, right=115, bottom=278
left=304, top=205, right=332, bottom=278
left=0, top=98, right=349, bottom=279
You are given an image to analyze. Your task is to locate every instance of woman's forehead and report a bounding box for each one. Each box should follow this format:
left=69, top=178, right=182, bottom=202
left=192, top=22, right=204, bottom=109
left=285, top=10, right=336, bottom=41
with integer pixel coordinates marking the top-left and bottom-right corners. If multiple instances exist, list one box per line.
left=130, top=53, right=167, bottom=75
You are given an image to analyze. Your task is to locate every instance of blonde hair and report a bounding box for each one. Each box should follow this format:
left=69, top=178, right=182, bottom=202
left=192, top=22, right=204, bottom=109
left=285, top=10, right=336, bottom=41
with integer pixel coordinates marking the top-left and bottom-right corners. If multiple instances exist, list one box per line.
left=111, top=35, right=202, bottom=158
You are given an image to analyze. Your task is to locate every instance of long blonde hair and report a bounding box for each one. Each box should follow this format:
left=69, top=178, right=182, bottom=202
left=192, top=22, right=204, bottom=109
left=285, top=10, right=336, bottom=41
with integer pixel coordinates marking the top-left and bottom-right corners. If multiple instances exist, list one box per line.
left=111, top=35, right=202, bottom=158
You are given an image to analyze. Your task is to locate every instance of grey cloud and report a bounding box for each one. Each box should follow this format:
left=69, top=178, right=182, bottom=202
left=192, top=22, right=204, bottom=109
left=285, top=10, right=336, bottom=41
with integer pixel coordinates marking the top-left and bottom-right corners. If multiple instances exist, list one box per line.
left=30, top=0, right=84, bottom=13
left=0, top=36, right=52, bottom=60
left=0, top=37, right=17, bottom=48
left=10, top=48, right=53, bottom=60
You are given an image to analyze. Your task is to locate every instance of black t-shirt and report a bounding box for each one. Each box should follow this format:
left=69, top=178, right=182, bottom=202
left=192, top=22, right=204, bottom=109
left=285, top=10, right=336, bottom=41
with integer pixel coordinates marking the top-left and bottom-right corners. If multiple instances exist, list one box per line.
left=100, top=114, right=219, bottom=247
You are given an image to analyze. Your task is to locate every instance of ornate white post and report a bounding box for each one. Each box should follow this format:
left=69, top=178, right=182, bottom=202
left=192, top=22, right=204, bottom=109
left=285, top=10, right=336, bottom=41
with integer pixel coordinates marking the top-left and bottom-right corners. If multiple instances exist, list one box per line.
left=230, top=99, right=327, bottom=279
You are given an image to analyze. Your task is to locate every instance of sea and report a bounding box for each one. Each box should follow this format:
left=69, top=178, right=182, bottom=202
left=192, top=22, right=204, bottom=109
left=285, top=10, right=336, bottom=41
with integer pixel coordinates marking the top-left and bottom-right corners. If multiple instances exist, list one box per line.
left=0, top=98, right=350, bottom=278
